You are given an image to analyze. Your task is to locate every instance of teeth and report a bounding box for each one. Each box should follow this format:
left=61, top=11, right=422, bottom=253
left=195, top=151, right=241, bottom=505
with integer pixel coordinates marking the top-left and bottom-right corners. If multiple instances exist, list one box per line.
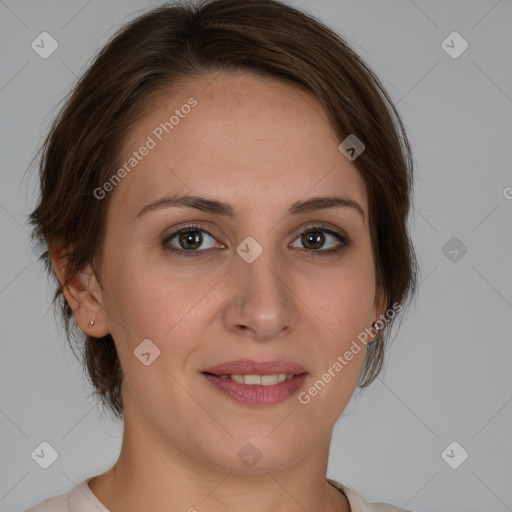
left=224, top=373, right=295, bottom=385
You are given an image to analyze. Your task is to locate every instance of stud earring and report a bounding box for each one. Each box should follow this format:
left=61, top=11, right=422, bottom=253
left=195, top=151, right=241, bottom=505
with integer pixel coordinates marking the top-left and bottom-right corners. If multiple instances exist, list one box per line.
left=88, top=318, right=95, bottom=328
left=368, top=320, right=384, bottom=345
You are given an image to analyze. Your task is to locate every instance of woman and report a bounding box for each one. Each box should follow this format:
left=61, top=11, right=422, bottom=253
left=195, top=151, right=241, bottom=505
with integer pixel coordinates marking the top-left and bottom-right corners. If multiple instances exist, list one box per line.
left=26, top=0, right=418, bottom=510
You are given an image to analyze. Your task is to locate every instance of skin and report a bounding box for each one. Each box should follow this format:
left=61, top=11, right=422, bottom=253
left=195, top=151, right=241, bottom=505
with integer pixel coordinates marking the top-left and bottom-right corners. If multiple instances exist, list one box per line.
left=51, top=71, right=385, bottom=512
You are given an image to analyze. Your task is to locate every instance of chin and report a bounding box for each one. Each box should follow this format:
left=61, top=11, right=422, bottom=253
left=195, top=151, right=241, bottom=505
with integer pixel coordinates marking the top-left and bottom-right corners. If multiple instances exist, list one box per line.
left=198, top=428, right=315, bottom=473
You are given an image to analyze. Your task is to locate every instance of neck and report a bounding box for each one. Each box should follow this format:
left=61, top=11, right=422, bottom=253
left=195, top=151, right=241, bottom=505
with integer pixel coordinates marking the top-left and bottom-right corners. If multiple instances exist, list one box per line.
left=88, top=415, right=350, bottom=512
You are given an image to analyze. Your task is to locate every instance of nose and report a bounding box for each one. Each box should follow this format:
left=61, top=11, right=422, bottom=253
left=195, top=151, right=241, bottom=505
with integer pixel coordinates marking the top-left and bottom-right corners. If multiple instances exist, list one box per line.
left=222, top=244, right=298, bottom=341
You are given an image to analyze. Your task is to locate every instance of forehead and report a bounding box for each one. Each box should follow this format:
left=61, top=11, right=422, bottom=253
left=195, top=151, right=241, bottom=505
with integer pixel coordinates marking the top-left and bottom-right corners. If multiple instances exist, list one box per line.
left=109, top=71, right=368, bottom=220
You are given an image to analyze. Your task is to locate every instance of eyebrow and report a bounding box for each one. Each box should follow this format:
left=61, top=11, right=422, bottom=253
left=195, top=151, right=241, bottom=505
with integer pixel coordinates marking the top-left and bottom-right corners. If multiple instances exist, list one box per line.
left=135, top=193, right=365, bottom=220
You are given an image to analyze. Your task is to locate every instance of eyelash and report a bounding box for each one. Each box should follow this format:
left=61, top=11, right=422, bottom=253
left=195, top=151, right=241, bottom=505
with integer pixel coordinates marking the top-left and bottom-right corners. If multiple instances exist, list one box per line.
left=162, top=223, right=350, bottom=257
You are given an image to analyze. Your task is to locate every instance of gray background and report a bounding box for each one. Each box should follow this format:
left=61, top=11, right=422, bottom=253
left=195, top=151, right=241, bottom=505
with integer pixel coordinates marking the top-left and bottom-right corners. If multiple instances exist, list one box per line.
left=1, top=1, right=511, bottom=511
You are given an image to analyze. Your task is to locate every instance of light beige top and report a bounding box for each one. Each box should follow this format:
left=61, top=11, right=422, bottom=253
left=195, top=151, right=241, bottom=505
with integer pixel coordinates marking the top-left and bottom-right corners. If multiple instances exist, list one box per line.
left=24, top=476, right=413, bottom=512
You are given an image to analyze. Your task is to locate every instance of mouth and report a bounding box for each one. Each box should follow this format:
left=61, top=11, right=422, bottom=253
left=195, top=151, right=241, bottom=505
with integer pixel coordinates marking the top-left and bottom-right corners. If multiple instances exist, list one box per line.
left=205, top=373, right=298, bottom=385
left=201, top=359, right=308, bottom=406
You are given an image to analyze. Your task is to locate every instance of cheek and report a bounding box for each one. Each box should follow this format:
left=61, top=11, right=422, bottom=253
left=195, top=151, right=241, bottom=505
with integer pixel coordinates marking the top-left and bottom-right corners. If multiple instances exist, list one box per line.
left=300, top=268, right=373, bottom=410
left=311, top=250, right=376, bottom=340
left=100, top=248, right=217, bottom=359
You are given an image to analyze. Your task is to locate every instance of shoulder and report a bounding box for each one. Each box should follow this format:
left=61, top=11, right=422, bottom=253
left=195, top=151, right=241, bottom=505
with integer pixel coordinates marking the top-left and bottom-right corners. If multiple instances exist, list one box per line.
left=23, top=492, right=70, bottom=512
left=327, top=478, right=415, bottom=512
left=23, top=477, right=109, bottom=512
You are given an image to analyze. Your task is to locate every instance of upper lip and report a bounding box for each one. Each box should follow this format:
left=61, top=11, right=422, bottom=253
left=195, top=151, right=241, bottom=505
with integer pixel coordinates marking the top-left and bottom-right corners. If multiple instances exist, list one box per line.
left=202, top=359, right=308, bottom=376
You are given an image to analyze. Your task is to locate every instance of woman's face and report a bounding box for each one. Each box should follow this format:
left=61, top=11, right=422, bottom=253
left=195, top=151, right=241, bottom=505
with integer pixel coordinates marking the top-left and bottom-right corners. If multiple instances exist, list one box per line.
left=93, top=71, right=383, bottom=471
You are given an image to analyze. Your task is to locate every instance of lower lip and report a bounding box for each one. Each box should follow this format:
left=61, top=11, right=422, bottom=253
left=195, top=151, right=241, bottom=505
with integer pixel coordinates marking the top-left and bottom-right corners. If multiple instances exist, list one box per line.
left=202, top=373, right=308, bottom=406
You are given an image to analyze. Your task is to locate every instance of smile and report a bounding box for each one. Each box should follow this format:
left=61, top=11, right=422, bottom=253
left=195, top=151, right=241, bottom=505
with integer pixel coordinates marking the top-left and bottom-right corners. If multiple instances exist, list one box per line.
left=217, top=373, right=296, bottom=385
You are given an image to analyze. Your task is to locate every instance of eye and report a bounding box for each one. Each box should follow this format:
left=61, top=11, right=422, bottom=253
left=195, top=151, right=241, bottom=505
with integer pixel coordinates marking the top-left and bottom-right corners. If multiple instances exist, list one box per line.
left=162, top=224, right=223, bottom=257
left=162, top=222, right=350, bottom=258
left=290, top=224, right=349, bottom=255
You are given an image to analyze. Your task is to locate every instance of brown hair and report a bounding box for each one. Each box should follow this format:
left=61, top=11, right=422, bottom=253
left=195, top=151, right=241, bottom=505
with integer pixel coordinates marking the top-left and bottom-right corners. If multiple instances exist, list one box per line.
left=28, top=0, right=418, bottom=420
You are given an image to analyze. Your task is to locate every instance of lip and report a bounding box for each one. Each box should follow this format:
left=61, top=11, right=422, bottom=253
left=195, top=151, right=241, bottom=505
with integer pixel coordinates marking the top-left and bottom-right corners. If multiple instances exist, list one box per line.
left=202, top=373, right=308, bottom=406
left=202, top=359, right=308, bottom=376
left=202, top=359, right=309, bottom=406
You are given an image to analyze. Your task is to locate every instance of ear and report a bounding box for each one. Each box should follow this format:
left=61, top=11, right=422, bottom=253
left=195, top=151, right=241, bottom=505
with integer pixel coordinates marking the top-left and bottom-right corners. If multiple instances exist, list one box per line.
left=370, top=288, right=388, bottom=341
left=373, top=288, right=387, bottom=318
left=49, top=238, right=110, bottom=338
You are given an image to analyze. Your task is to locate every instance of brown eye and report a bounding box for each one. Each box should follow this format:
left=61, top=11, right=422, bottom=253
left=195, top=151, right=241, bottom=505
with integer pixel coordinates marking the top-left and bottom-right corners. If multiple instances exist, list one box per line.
left=290, top=226, right=349, bottom=255
left=176, top=230, right=203, bottom=250
left=163, top=225, right=221, bottom=257
left=300, top=230, right=325, bottom=250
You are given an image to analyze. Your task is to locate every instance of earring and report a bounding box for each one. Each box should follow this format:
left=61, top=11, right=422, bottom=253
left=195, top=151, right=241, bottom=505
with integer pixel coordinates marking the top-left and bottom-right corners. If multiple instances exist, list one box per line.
left=88, top=318, right=95, bottom=328
left=368, top=320, right=383, bottom=345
